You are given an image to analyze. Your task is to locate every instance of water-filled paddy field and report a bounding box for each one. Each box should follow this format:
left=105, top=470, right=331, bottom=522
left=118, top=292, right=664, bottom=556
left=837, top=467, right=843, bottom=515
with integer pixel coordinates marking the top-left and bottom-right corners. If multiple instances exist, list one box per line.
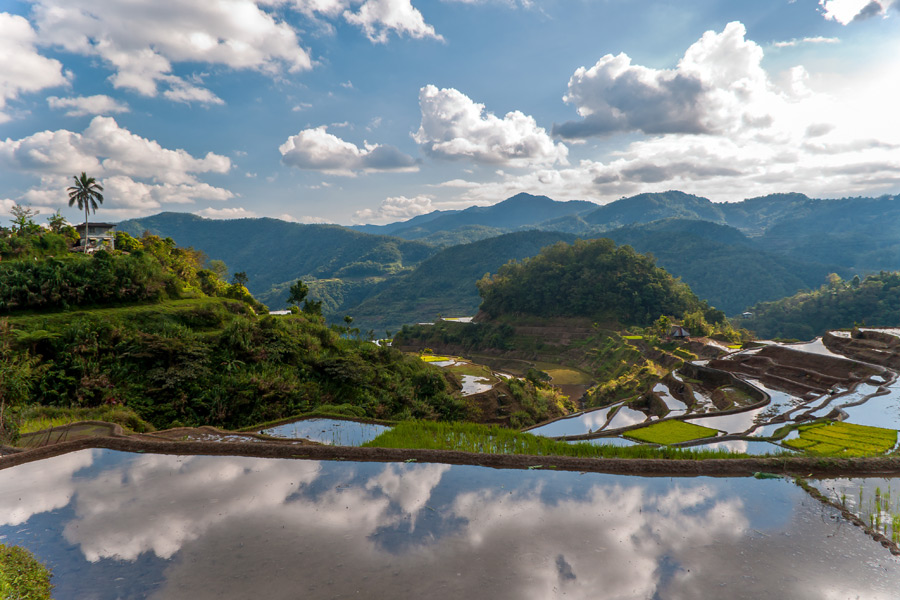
left=2, top=449, right=900, bottom=599
left=528, top=331, right=900, bottom=455
left=262, top=418, right=390, bottom=446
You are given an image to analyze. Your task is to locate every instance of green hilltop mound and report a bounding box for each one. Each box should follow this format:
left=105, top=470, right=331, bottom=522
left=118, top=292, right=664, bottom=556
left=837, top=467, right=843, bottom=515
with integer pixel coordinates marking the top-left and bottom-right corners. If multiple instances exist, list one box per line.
left=476, top=237, right=724, bottom=326
left=0, top=230, right=264, bottom=314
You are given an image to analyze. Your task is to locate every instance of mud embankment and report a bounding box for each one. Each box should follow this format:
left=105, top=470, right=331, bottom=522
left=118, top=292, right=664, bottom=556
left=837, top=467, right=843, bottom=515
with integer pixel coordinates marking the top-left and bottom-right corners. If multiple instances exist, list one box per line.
left=6, top=434, right=900, bottom=479
left=824, top=330, right=900, bottom=370
left=707, top=344, right=881, bottom=397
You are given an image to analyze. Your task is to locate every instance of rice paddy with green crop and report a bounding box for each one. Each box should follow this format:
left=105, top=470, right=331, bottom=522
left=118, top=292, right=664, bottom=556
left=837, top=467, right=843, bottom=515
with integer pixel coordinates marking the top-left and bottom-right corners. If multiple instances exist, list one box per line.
left=363, top=420, right=745, bottom=459
left=623, top=420, right=720, bottom=445
left=783, top=421, right=897, bottom=457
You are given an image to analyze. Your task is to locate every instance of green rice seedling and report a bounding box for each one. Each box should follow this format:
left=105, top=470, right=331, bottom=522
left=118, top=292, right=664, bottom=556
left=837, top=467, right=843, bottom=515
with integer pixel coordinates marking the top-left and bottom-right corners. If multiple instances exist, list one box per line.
left=363, top=420, right=748, bottom=459
left=781, top=421, right=897, bottom=457
left=624, top=420, right=719, bottom=445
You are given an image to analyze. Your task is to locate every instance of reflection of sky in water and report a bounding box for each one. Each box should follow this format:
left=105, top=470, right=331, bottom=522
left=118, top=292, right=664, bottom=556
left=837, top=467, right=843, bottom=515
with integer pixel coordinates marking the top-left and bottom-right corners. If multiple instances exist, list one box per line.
left=460, top=374, right=494, bottom=396
left=3, top=451, right=900, bottom=599
left=691, top=439, right=792, bottom=455
left=263, top=418, right=390, bottom=446
left=528, top=407, right=614, bottom=437
left=786, top=339, right=845, bottom=357
left=566, top=435, right=641, bottom=447
left=605, top=406, right=651, bottom=429
left=840, top=383, right=900, bottom=430
left=653, top=383, right=687, bottom=413
left=687, top=406, right=765, bottom=435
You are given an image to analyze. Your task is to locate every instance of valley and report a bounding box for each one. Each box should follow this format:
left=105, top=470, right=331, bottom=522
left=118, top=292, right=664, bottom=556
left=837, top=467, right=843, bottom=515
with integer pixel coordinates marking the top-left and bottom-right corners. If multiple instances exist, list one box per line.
left=6, top=190, right=900, bottom=598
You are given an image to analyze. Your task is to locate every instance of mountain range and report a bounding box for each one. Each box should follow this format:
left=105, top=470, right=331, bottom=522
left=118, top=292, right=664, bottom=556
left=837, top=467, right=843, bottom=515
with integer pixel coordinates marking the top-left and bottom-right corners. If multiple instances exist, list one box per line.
left=117, top=190, right=900, bottom=331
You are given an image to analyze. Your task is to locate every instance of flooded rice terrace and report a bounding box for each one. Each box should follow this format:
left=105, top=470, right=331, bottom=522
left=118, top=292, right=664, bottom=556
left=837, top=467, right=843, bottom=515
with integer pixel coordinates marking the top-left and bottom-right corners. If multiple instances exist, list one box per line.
left=528, top=329, right=900, bottom=455
left=262, top=418, right=390, bottom=446
left=3, top=449, right=900, bottom=599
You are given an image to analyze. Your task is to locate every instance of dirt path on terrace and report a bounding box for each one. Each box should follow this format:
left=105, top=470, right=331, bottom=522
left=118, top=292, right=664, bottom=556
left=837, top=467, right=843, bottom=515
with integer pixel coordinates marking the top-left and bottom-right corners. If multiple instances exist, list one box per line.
left=4, top=435, right=900, bottom=479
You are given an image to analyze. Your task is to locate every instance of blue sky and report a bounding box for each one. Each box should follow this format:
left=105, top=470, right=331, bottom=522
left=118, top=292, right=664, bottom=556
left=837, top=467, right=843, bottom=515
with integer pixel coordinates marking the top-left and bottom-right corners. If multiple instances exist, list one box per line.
left=1, top=0, right=899, bottom=225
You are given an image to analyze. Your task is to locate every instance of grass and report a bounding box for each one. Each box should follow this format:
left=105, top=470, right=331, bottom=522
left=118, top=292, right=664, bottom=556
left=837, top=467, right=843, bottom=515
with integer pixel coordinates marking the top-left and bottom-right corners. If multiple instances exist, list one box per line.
left=782, top=421, right=897, bottom=457
left=363, top=420, right=747, bottom=459
left=19, top=406, right=154, bottom=434
left=532, top=361, right=594, bottom=385
left=5, top=297, right=233, bottom=329
left=0, top=544, right=52, bottom=600
left=419, top=355, right=455, bottom=363
left=622, top=335, right=643, bottom=340
left=624, top=420, right=719, bottom=445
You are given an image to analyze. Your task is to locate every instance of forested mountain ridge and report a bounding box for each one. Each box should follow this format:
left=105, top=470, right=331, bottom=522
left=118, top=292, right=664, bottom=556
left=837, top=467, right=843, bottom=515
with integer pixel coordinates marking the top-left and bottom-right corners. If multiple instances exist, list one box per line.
left=602, top=219, right=841, bottom=315
left=351, top=193, right=597, bottom=240
left=340, top=230, right=580, bottom=333
left=736, top=272, right=900, bottom=340
left=115, top=190, right=900, bottom=330
left=116, top=212, right=438, bottom=304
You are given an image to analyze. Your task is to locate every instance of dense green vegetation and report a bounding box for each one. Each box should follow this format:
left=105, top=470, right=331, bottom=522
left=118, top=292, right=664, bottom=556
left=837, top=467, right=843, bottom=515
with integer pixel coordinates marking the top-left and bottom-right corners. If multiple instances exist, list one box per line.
left=477, top=238, right=724, bottom=326
left=0, top=231, right=265, bottom=313
left=363, top=420, right=746, bottom=458
left=737, top=272, right=900, bottom=339
left=0, top=297, right=467, bottom=443
left=0, top=543, right=52, bottom=600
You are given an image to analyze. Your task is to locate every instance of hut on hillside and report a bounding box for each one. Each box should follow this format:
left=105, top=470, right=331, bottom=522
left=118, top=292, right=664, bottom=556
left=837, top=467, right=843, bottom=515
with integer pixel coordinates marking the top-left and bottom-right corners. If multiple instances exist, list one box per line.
left=669, top=326, right=691, bottom=340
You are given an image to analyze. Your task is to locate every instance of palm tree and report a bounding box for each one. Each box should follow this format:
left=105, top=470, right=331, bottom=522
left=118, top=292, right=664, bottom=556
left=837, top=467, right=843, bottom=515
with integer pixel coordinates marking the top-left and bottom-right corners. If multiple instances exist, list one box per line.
left=67, top=172, right=104, bottom=250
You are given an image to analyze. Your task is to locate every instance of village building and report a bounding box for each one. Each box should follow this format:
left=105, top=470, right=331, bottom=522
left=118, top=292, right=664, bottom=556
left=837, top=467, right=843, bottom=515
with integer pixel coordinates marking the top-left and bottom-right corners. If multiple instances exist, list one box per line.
left=669, top=325, right=691, bottom=339
left=74, top=222, right=116, bottom=251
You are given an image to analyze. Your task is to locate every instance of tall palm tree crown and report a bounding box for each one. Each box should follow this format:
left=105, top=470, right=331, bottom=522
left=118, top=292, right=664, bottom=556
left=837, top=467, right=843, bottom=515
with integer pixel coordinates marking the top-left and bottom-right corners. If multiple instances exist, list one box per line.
left=67, top=172, right=104, bottom=249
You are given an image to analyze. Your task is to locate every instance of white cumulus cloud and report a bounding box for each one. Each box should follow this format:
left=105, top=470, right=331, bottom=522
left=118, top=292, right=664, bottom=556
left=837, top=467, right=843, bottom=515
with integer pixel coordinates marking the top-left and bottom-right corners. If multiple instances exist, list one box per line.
left=0, top=116, right=232, bottom=217
left=47, top=94, right=130, bottom=117
left=344, top=0, right=443, bottom=43
left=555, top=22, right=780, bottom=138
left=819, top=0, right=898, bottom=24
left=279, top=126, right=418, bottom=175
left=352, top=194, right=435, bottom=223
left=414, top=85, right=568, bottom=166
left=280, top=0, right=442, bottom=42
left=195, top=206, right=258, bottom=219
left=0, top=12, right=68, bottom=123
left=29, top=0, right=312, bottom=102
left=277, top=213, right=334, bottom=223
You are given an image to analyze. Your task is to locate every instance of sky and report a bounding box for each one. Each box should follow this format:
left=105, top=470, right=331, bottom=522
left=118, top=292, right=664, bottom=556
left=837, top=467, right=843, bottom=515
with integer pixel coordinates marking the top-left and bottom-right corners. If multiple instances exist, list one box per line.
left=1, top=0, right=899, bottom=226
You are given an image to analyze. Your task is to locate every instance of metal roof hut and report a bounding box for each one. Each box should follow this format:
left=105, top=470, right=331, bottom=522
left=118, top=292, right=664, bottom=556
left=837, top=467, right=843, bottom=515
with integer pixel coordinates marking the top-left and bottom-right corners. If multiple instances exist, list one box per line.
left=669, top=325, right=691, bottom=339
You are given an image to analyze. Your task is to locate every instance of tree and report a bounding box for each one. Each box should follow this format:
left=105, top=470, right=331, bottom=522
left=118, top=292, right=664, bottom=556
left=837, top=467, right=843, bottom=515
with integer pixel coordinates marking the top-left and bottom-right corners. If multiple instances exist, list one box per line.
left=46, top=209, right=67, bottom=233
left=208, top=259, right=228, bottom=281
left=287, top=280, right=308, bottom=307
left=9, top=204, right=40, bottom=234
left=232, top=271, right=248, bottom=287
left=67, top=172, right=104, bottom=249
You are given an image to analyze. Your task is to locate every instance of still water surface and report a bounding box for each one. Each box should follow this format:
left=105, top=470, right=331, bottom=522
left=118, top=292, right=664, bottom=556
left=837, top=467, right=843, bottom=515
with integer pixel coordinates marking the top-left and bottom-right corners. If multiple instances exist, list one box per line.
left=2, top=450, right=899, bottom=599
left=262, top=418, right=389, bottom=446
